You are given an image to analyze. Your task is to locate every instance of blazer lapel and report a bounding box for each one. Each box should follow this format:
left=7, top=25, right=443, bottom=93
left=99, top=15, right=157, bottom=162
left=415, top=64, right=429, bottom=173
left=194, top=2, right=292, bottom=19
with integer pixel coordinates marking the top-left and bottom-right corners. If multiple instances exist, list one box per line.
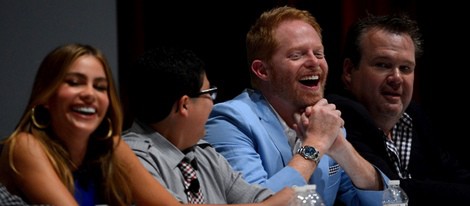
left=249, top=90, right=293, bottom=166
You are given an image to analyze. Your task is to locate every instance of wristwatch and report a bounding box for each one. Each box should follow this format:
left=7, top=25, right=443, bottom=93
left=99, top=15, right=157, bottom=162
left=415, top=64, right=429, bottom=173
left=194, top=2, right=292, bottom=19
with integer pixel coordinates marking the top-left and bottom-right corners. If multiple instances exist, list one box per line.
left=297, top=145, right=320, bottom=165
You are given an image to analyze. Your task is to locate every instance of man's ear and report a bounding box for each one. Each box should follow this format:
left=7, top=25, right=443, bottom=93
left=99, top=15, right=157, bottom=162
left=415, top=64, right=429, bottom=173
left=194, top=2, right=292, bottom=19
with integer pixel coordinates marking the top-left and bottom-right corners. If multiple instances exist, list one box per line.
left=342, top=58, right=354, bottom=89
left=251, top=60, right=269, bottom=81
left=176, top=95, right=190, bottom=116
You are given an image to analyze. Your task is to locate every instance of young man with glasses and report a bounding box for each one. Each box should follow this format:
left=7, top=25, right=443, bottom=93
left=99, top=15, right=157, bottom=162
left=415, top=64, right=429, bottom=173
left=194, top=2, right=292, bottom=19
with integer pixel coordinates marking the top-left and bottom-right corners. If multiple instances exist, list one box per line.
left=122, top=46, right=294, bottom=204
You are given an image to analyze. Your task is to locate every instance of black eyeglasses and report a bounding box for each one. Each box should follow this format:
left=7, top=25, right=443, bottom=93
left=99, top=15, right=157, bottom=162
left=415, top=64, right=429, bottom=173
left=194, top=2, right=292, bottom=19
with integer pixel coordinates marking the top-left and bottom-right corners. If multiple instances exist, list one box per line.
left=190, top=86, right=217, bottom=101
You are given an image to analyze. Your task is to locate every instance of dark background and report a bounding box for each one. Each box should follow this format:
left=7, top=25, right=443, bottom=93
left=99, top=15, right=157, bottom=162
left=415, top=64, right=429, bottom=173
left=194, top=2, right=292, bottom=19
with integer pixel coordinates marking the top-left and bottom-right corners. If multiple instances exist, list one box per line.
left=117, top=1, right=468, bottom=168
left=0, top=0, right=466, bottom=168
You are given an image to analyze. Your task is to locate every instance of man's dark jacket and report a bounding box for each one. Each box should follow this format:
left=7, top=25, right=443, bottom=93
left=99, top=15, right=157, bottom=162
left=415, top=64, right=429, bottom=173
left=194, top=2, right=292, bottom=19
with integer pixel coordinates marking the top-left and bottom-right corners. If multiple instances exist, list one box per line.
left=327, top=93, right=470, bottom=205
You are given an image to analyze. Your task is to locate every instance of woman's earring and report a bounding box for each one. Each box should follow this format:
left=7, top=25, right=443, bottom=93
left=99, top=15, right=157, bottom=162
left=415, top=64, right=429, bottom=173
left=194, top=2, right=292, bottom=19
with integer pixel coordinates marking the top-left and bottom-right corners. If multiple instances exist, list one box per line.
left=31, top=106, right=49, bottom=129
left=106, top=117, right=113, bottom=138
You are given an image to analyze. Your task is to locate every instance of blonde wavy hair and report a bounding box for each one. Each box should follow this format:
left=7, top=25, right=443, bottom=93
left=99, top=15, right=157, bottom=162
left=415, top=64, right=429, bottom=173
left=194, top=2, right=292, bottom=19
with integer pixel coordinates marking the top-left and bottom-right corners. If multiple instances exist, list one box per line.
left=1, top=43, right=132, bottom=205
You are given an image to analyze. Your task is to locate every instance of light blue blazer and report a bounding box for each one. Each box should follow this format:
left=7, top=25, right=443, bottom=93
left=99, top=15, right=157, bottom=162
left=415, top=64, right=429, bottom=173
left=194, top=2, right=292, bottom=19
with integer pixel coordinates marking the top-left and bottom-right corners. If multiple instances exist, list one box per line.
left=204, top=89, right=388, bottom=206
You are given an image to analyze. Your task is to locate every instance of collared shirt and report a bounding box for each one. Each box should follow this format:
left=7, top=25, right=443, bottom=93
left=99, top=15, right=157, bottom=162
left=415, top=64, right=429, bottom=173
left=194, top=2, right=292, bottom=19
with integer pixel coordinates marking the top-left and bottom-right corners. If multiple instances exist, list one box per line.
left=384, top=112, right=413, bottom=179
left=122, top=120, right=273, bottom=204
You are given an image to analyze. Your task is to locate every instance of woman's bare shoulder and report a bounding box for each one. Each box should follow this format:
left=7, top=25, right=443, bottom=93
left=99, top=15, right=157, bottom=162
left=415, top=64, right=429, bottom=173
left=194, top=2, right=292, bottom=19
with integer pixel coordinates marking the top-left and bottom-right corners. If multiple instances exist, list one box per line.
left=9, top=132, right=49, bottom=167
left=13, top=132, right=43, bottom=152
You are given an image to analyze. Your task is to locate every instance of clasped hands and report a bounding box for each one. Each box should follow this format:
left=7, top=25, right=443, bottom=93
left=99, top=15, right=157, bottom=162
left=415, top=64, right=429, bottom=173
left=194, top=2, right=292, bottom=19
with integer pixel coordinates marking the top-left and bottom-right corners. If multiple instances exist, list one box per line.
left=292, top=98, right=345, bottom=156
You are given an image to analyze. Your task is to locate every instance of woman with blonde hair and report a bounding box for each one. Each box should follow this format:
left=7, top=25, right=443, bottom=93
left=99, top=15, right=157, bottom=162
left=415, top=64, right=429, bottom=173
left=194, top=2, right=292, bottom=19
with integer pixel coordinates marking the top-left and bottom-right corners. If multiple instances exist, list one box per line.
left=0, top=43, right=183, bottom=205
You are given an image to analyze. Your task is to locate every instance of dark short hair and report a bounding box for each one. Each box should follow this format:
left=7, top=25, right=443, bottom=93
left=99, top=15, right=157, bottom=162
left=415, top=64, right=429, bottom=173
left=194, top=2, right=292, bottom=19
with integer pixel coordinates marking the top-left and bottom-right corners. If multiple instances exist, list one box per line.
left=343, top=13, right=423, bottom=67
left=128, top=46, right=205, bottom=124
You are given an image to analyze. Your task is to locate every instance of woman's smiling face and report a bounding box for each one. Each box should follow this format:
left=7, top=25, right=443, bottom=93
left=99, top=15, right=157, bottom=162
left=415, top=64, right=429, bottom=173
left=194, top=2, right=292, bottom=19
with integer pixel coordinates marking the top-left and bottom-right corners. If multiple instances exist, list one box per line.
left=45, top=55, right=109, bottom=140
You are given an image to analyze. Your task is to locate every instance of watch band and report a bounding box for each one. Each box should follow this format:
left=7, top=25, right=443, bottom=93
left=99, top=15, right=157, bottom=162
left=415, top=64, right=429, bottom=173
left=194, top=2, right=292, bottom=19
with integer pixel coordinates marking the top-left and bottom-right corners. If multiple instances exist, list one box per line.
left=297, top=145, right=320, bottom=165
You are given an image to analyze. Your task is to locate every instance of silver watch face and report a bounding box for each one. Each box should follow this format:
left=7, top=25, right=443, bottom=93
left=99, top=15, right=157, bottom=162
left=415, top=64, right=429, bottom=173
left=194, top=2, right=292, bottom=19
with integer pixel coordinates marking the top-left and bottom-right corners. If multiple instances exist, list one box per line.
left=298, top=146, right=319, bottom=164
left=303, top=146, right=317, bottom=158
